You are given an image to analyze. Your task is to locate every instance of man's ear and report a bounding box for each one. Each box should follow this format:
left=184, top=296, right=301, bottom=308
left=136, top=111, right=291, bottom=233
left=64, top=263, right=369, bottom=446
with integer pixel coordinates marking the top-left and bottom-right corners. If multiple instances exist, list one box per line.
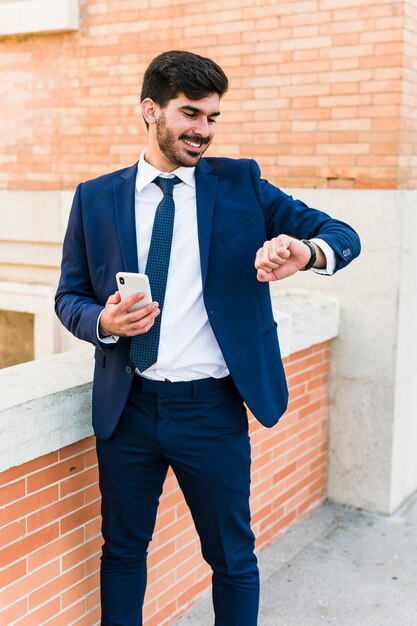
left=141, top=98, right=158, bottom=126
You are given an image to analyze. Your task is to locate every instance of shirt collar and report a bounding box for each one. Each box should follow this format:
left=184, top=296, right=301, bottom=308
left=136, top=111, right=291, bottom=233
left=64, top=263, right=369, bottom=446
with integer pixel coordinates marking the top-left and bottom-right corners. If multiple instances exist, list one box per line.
left=136, top=149, right=196, bottom=193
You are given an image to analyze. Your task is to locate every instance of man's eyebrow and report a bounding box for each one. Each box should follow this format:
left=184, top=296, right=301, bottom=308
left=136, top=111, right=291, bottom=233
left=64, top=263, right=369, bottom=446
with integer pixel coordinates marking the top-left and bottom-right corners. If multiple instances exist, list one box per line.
left=179, top=105, right=221, bottom=117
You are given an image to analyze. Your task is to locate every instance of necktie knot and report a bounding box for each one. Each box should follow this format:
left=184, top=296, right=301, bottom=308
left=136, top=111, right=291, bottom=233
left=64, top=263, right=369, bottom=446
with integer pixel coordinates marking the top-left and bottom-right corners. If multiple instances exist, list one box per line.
left=153, top=175, right=181, bottom=196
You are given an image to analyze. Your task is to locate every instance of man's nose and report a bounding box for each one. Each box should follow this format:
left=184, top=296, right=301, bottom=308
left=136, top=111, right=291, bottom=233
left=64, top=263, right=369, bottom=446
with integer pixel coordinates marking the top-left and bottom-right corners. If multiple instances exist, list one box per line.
left=192, top=118, right=210, bottom=137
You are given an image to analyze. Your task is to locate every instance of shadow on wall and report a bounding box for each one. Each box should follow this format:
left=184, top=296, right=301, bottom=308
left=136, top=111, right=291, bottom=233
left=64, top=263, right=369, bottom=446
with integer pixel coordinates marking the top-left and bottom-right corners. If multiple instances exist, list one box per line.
left=0, top=310, right=34, bottom=368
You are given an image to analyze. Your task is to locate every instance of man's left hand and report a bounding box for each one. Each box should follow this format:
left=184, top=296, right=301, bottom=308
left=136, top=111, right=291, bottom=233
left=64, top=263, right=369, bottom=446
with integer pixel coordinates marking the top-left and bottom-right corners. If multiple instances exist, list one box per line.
left=254, top=235, right=324, bottom=282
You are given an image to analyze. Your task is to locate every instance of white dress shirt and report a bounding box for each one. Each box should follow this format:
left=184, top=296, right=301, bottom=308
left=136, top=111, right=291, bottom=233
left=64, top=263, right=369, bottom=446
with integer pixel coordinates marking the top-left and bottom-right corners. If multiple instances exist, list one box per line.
left=98, top=152, right=336, bottom=380
left=133, top=151, right=229, bottom=381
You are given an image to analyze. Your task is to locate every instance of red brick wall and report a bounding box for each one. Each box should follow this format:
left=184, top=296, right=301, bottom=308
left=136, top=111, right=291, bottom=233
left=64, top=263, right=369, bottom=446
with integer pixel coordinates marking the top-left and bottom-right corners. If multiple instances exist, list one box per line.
left=1, top=0, right=415, bottom=191
left=0, top=341, right=329, bottom=626
left=400, top=1, right=417, bottom=187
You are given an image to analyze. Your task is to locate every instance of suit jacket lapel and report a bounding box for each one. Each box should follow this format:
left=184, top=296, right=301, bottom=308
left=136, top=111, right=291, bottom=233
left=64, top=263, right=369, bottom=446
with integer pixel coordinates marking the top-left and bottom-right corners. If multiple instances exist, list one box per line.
left=195, top=159, right=218, bottom=288
left=114, top=163, right=139, bottom=273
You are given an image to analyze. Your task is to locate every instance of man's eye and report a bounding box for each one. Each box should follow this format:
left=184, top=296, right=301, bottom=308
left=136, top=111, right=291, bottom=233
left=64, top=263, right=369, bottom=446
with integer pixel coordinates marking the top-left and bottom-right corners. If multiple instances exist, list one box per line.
left=183, top=112, right=196, bottom=118
left=208, top=118, right=217, bottom=124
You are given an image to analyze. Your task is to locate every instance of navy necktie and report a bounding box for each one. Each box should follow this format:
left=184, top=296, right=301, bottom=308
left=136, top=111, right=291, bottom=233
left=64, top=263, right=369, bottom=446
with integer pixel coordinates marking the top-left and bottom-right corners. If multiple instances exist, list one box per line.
left=129, top=175, right=181, bottom=372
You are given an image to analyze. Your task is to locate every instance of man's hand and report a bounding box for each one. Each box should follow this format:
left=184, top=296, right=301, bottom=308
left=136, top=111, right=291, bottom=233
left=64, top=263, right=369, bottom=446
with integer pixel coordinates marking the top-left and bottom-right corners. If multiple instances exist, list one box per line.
left=99, top=291, right=160, bottom=337
left=254, top=235, right=325, bottom=282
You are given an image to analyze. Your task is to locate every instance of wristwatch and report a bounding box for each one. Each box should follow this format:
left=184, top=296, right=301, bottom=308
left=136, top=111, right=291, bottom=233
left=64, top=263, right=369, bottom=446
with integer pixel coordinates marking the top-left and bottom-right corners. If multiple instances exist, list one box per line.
left=299, top=239, right=317, bottom=271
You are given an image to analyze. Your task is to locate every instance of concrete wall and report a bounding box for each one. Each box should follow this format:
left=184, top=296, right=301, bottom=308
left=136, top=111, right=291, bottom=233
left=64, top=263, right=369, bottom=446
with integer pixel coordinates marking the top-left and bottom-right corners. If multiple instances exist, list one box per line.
left=391, top=203, right=417, bottom=509
left=276, top=187, right=417, bottom=514
left=0, top=190, right=78, bottom=360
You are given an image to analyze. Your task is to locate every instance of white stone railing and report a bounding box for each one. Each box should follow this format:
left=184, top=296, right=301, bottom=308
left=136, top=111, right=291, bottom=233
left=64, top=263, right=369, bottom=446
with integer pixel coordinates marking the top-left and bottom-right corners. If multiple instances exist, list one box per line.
left=0, top=0, right=80, bottom=36
left=0, top=289, right=339, bottom=474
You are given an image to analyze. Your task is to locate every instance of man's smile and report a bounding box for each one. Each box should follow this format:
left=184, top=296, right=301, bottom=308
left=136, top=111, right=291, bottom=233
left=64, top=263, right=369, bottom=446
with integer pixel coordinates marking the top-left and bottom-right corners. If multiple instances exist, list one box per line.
left=181, top=135, right=210, bottom=151
left=183, top=139, right=201, bottom=148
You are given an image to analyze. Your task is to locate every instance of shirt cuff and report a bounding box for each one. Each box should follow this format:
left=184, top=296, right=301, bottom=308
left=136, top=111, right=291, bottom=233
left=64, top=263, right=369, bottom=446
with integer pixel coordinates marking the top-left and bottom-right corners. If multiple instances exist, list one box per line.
left=310, top=238, right=336, bottom=275
left=96, top=310, right=119, bottom=344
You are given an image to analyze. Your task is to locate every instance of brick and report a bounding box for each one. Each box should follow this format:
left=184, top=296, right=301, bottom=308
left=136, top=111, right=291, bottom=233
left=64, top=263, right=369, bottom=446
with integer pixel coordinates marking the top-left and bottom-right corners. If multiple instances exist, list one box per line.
left=0, top=453, right=59, bottom=485
left=71, top=605, right=101, bottom=626
left=147, top=601, right=177, bottom=626
left=174, top=526, right=199, bottom=552
left=85, top=516, right=102, bottom=541
left=143, top=597, right=158, bottom=622
left=40, top=598, right=87, bottom=626
left=61, top=571, right=100, bottom=609
left=0, top=524, right=60, bottom=569
left=29, top=563, right=85, bottom=610
left=0, top=560, right=60, bottom=611
left=27, top=492, right=85, bottom=533
left=28, top=527, right=84, bottom=571
left=0, top=520, right=27, bottom=556
left=272, top=462, right=297, bottom=485
left=0, top=559, right=27, bottom=590
left=85, top=553, right=100, bottom=577
left=60, top=467, right=99, bottom=498
left=281, top=35, right=332, bottom=51
left=60, top=500, right=101, bottom=535
left=0, top=598, right=28, bottom=625
left=62, top=536, right=101, bottom=572
left=0, top=479, right=26, bottom=507
left=362, top=52, right=404, bottom=70
left=14, top=598, right=61, bottom=626
left=27, top=457, right=86, bottom=494
left=1, top=486, right=59, bottom=529
left=177, top=573, right=212, bottom=611
left=175, top=551, right=205, bottom=582
left=86, top=589, right=100, bottom=612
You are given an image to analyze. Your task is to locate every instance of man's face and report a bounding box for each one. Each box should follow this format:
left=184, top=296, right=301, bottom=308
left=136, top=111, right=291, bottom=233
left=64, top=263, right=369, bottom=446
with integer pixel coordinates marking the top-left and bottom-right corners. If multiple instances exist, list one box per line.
left=147, top=93, right=220, bottom=171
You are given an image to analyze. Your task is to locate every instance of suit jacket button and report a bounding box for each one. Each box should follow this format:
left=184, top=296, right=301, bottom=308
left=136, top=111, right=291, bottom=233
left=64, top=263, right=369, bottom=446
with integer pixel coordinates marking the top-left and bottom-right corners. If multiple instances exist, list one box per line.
left=125, top=365, right=133, bottom=374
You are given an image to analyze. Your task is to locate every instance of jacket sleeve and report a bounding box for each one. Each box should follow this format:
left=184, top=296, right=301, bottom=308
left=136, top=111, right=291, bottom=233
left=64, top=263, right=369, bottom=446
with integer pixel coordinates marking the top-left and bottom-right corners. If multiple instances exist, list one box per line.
left=249, top=160, right=361, bottom=272
left=55, top=183, right=109, bottom=349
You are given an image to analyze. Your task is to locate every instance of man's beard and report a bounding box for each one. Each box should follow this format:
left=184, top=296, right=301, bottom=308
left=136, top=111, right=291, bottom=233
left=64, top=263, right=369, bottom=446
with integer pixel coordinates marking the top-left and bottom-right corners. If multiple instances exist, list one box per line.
left=155, top=113, right=210, bottom=168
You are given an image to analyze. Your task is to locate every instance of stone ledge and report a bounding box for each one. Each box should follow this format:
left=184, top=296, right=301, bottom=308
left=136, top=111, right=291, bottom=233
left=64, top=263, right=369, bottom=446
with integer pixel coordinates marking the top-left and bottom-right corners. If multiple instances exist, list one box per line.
left=0, top=289, right=338, bottom=474
left=0, top=0, right=79, bottom=37
left=0, top=346, right=94, bottom=474
left=272, top=289, right=339, bottom=358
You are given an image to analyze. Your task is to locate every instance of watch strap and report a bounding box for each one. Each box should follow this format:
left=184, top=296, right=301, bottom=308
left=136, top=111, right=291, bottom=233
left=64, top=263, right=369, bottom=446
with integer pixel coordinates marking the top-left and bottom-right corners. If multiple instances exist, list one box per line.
left=300, top=239, right=317, bottom=271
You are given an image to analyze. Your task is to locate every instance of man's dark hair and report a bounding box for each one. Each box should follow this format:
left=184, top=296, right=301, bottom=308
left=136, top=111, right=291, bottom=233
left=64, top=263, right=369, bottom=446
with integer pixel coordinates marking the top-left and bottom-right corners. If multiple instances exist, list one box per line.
left=140, top=50, right=229, bottom=107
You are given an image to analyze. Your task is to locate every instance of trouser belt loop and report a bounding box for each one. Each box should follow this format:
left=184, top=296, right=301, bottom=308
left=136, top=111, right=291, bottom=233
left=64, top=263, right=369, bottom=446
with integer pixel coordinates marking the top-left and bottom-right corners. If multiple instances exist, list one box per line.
left=191, top=380, right=199, bottom=400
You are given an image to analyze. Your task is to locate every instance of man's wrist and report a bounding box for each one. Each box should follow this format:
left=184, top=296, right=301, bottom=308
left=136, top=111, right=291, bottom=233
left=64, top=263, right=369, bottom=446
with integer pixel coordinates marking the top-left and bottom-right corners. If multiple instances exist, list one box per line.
left=99, top=319, right=111, bottom=338
left=299, top=239, right=317, bottom=271
left=97, top=310, right=119, bottom=343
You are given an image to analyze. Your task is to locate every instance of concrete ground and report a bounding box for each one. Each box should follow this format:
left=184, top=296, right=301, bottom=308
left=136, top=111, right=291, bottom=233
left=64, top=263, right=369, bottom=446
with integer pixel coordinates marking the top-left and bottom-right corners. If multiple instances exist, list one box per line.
left=173, top=494, right=417, bottom=626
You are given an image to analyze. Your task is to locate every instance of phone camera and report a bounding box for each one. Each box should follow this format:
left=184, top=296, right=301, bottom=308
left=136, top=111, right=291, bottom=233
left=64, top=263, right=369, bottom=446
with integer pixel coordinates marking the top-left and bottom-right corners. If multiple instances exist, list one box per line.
left=119, top=277, right=125, bottom=285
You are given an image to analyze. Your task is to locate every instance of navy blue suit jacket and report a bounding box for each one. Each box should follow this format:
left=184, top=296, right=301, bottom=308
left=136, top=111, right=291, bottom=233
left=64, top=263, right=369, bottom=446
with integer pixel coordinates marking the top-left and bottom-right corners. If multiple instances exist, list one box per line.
left=55, top=157, right=360, bottom=439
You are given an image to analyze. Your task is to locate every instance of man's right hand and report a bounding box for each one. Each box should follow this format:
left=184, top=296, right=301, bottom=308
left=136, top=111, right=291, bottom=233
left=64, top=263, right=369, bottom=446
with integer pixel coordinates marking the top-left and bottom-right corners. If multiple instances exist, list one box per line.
left=99, top=291, right=160, bottom=338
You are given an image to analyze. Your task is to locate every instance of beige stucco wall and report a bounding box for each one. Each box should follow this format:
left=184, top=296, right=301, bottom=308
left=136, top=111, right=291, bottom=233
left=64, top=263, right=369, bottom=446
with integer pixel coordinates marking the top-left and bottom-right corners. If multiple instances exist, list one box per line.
left=278, top=188, right=417, bottom=514
left=0, top=190, right=78, bottom=359
left=391, top=204, right=417, bottom=509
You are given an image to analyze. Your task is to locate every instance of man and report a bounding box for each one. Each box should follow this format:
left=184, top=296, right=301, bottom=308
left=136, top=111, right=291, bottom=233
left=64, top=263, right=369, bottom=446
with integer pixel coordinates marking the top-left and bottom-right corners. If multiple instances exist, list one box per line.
left=55, top=50, right=360, bottom=626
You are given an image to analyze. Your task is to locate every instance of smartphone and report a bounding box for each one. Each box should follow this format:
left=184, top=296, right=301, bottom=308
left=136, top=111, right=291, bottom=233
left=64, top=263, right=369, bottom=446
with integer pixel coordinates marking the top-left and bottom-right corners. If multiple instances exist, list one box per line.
left=116, top=272, right=153, bottom=312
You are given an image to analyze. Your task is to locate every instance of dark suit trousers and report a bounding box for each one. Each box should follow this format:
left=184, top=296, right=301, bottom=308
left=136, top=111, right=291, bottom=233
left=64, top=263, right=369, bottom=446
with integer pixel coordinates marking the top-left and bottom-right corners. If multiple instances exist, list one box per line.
left=96, top=374, right=259, bottom=626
